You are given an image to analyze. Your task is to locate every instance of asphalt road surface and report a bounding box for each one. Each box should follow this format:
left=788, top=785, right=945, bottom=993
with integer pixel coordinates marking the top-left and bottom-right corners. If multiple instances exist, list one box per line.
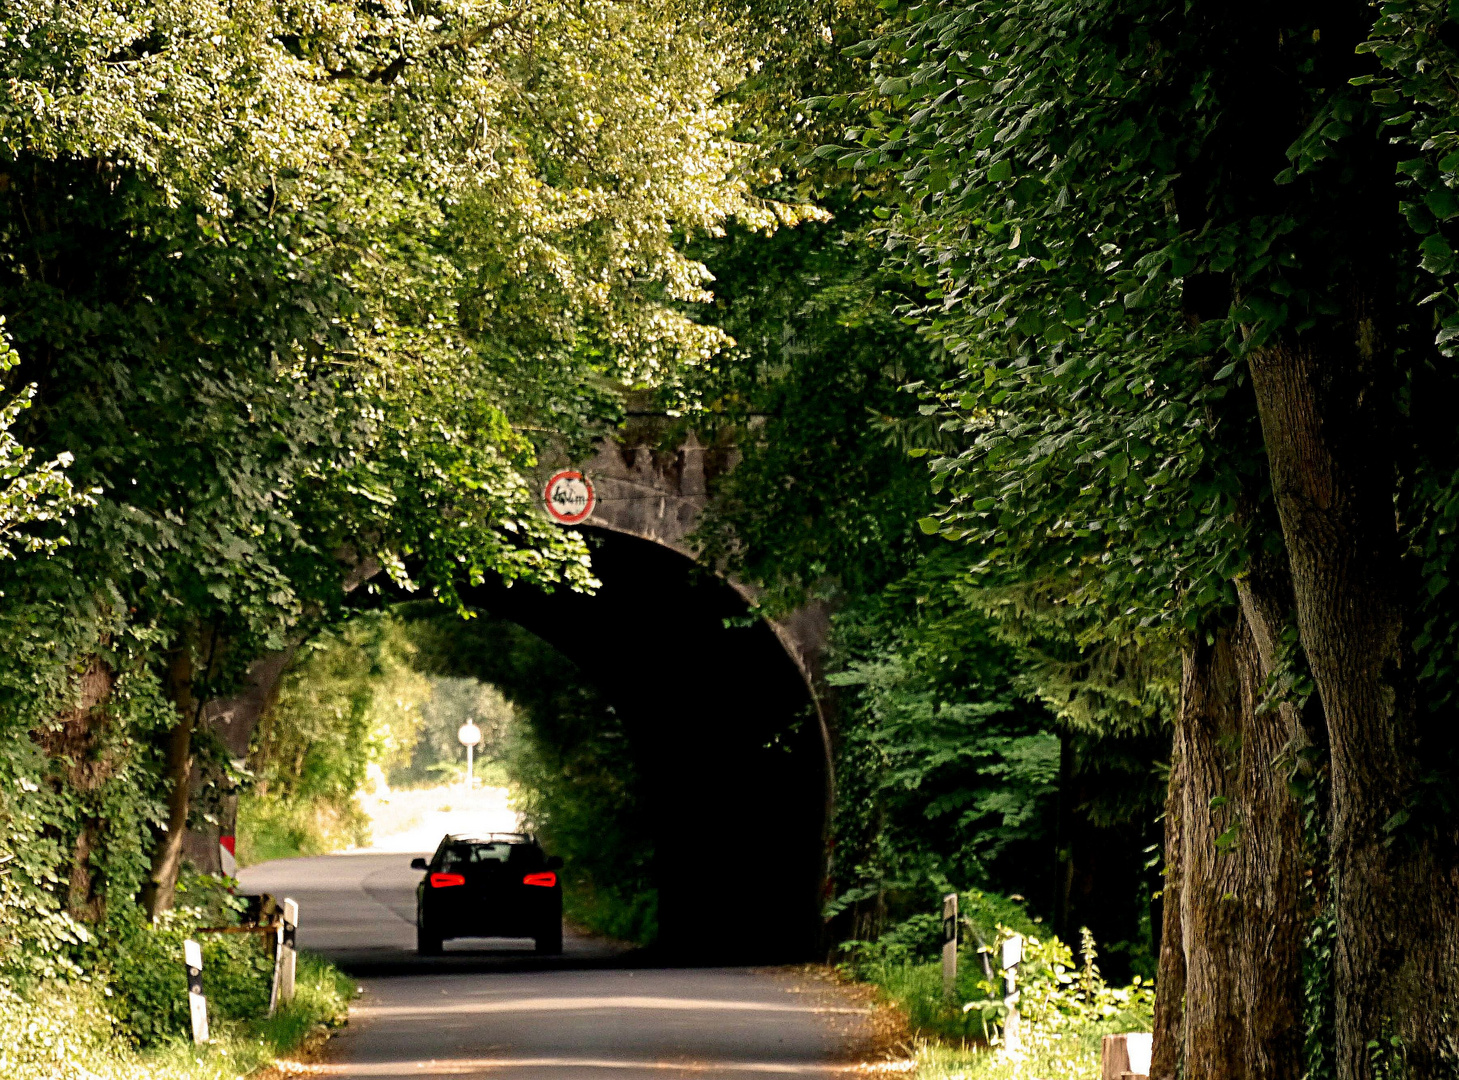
left=238, top=852, right=882, bottom=1078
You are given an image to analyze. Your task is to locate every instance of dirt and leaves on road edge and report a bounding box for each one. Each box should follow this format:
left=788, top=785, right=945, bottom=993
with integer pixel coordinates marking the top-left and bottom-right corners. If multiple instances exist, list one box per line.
left=761, top=964, right=915, bottom=1071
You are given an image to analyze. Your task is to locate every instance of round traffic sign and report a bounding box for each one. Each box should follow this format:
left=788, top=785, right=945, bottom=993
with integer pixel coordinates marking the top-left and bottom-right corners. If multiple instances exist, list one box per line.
left=543, top=470, right=595, bottom=524
left=457, top=722, right=482, bottom=747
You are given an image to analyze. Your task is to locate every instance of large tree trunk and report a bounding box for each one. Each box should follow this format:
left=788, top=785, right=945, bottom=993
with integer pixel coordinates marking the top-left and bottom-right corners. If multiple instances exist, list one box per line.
left=33, top=656, right=117, bottom=922
left=141, top=645, right=200, bottom=918
left=1249, top=330, right=1459, bottom=1079
left=180, top=649, right=294, bottom=875
left=1176, top=614, right=1305, bottom=1080
left=1150, top=721, right=1186, bottom=1080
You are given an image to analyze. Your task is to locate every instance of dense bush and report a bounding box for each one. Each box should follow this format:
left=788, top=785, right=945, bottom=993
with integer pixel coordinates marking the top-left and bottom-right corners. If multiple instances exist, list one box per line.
left=0, top=950, right=352, bottom=1080
left=843, top=890, right=1152, bottom=1075
left=102, top=876, right=274, bottom=1047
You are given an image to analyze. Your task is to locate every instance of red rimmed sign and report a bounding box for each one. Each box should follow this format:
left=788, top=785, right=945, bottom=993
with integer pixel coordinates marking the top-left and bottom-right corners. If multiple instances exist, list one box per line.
left=543, top=470, right=595, bottom=524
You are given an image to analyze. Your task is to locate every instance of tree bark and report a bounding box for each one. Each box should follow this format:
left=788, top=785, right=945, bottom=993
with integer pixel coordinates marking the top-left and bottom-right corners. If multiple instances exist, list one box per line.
left=1150, top=721, right=1186, bottom=1080
left=33, top=656, right=116, bottom=922
left=1177, top=614, right=1305, bottom=1080
left=180, top=649, right=294, bottom=874
left=141, top=645, right=199, bottom=919
left=1249, top=330, right=1459, bottom=1079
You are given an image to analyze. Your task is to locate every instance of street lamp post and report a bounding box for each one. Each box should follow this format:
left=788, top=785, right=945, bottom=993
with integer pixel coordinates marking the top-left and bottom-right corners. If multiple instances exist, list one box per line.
left=457, top=721, right=482, bottom=792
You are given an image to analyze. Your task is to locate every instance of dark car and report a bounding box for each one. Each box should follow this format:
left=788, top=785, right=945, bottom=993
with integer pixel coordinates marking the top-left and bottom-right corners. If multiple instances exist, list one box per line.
left=412, top=833, right=563, bottom=955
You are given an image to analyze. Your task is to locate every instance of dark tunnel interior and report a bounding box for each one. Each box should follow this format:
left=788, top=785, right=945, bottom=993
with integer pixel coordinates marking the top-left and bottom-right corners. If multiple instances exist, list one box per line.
left=394, top=527, right=830, bottom=964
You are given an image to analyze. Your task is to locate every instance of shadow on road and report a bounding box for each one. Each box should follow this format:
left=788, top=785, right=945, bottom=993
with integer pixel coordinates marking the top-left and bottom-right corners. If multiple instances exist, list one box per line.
left=238, top=851, right=793, bottom=981
left=237, top=852, right=884, bottom=1078
left=321, top=942, right=689, bottom=979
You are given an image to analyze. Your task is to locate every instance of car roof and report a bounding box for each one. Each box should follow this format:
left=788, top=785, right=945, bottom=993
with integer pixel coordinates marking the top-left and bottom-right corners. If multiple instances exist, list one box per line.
left=442, top=832, right=535, bottom=845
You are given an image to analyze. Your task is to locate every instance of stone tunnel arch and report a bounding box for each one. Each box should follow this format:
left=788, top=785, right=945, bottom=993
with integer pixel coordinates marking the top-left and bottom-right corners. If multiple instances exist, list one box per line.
left=191, top=434, right=835, bottom=962
left=436, top=525, right=830, bottom=961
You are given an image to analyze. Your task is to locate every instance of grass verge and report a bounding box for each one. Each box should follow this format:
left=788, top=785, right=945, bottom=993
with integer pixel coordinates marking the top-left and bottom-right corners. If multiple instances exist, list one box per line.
left=0, top=952, right=353, bottom=1080
left=843, top=926, right=1153, bottom=1079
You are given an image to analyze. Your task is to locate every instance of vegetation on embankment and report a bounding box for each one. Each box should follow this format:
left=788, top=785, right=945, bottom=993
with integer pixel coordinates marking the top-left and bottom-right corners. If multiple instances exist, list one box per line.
left=0, top=875, right=353, bottom=1080
left=838, top=891, right=1151, bottom=1079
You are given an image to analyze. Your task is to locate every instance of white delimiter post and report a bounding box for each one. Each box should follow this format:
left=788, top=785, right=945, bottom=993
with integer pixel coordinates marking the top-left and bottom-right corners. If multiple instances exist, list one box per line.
left=279, top=898, right=299, bottom=1004
left=183, top=938, right=209, bottom=1044
left=941, top=893, right=958, bottom=999
left=1001, top=933, right=1025, bottom=1058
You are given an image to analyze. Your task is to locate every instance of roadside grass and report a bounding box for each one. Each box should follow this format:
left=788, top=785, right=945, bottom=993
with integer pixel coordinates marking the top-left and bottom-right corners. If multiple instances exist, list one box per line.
left=843, top=922, right=1153, bottom=1079
left=0, top=952, right=353, bottom=1080
left=236, top=796, right=369, bottom=866
left=895, top=1016, right=1140, bottom=1080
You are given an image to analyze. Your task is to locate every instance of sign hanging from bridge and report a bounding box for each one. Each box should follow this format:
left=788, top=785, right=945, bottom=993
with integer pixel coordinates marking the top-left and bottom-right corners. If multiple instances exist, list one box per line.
left=544, top=470, right=595, bottom=524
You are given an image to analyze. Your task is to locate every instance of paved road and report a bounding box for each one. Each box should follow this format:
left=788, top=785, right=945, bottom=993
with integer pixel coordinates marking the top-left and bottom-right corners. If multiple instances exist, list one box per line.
left=238, top=853, right=880, bottom=1078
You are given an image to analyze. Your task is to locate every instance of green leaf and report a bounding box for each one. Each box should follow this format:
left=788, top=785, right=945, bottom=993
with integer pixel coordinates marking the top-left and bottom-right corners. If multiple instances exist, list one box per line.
left=1426, top=187, right=1459, bottom=221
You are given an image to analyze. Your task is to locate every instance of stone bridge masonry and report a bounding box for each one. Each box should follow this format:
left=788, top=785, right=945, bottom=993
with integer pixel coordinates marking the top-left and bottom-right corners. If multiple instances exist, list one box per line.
left=551, top=431, right=832, bottom=703
left=184, top=431, right=835, bottom=895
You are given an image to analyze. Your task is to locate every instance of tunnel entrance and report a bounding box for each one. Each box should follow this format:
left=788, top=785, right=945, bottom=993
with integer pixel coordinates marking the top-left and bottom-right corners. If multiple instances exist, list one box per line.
left=398, top=527, right=830, bottom=963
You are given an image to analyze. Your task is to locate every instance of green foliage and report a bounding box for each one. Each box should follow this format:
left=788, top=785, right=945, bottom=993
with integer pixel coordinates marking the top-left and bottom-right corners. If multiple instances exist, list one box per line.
left=671, top=102, right=1170, bottom=973
left=252, top=615, right=431, bottom=800
left=238, top=612, right=437, bottom=863
left=253, top=952, right=356, bottom=1058
left=393, top=677, right=516, bottom=789
left=843, top=888, right=1040, bottom=974
left=0, top=747, right=93, bottom=987
left=827, top=564, right=1063, bottom=915
left=236, top=797, right=369, bottom=867
left=845, top=898, right=1152, bottom=1073
left=101, top=876, right=273, bottom=1047
left=0, top=949, right=352, bottom=1080
left=2, top=0, right=792, bottom=1020
left=561, top=881, right=660, bottom=948
left=0, top=320, right=92, bottom=562
left=685, top=205, right=943, bottom=613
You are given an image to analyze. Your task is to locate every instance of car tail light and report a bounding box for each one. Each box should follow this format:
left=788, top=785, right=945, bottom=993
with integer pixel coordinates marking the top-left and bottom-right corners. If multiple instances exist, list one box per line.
left=522, top=872, right=557, bottom=888
left=430, top=872, right=466, bottom=888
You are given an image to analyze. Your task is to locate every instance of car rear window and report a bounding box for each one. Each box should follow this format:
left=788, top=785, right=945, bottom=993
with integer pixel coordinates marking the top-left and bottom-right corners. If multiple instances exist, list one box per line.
left=437, top=841, right=542, bottom=870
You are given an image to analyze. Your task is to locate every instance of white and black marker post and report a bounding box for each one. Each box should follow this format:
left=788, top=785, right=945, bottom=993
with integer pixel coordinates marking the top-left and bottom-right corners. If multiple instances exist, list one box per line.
left=270, top=897, right=299, bottom=1013
left=1001, top=933, right=1024, bottom=1058
left=183, top=938, right=209, bottom=1044
left=941, top=893, right=958, bottom=999
left=279, top=898, right=299, bottom=1004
